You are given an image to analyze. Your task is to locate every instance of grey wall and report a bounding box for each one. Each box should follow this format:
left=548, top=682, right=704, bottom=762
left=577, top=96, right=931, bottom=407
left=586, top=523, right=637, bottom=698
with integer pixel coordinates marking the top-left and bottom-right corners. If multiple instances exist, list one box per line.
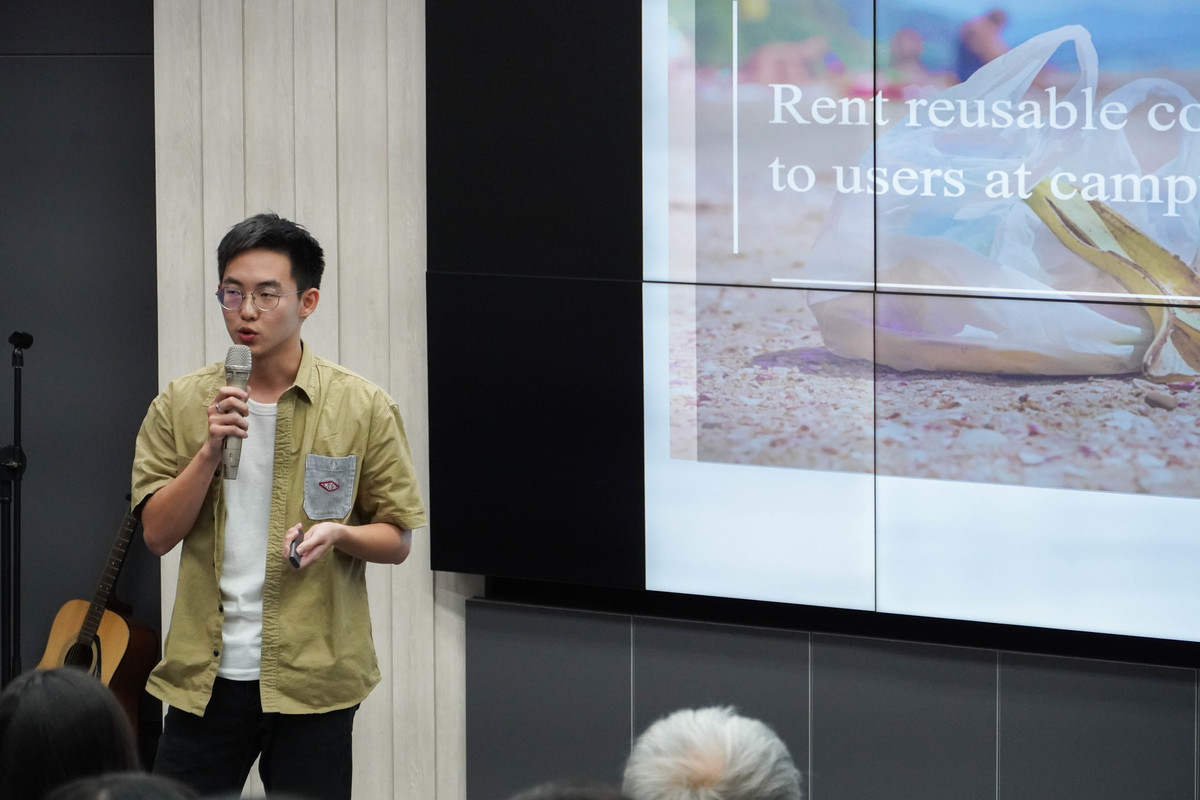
left=468, top=600, right=1198, bottom=800
left=0, top=0, right=158, bottom=722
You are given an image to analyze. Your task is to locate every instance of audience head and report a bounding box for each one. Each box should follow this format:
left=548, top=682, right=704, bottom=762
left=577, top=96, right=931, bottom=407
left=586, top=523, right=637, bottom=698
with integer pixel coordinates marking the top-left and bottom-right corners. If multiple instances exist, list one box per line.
left=0, top=667, right=140, bottom=800
left=622, top=706, right=802, bottom=800
left=508, top=780, right=631, bottom=800
left=44, top=773, right=198, bottom=800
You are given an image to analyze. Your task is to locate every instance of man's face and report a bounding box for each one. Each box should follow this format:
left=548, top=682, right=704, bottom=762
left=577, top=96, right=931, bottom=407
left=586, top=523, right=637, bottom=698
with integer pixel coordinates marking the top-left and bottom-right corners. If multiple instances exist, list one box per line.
left=218, top=248, right=317, bottom=364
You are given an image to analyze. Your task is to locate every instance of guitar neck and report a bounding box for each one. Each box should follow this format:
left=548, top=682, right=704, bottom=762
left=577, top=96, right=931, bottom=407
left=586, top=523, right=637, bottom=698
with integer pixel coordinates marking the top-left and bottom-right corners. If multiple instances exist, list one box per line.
left=78, top=511, right=139, bottom=643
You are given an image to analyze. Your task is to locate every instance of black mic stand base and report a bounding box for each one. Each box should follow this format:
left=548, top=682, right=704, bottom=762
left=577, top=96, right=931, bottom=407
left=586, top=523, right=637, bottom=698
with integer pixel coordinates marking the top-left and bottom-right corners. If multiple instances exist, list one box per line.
left=0, top=444, right=24, bottom=686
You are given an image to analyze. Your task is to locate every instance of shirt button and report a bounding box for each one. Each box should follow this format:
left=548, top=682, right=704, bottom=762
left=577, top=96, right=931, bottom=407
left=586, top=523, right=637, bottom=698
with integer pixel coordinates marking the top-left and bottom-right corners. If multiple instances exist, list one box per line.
left=218, top=605, right=224, bottom=613
left=213, top=650, right=220, bottom=658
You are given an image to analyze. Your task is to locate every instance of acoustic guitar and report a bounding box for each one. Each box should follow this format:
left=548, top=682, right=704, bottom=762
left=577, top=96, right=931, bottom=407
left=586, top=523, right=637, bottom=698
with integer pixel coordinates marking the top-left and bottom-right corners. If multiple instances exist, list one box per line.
left=36, top=509, right=158, bottom=731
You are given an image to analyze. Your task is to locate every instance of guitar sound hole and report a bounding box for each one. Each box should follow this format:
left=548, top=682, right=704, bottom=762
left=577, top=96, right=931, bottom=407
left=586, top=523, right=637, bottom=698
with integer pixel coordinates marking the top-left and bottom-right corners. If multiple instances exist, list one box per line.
left=63, top=642, right=96, bottom=673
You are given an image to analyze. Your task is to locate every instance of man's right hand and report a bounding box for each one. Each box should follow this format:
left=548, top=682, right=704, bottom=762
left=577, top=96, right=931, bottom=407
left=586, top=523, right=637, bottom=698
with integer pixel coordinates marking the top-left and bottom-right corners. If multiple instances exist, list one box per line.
left=202, top=386, right=251, bottom=457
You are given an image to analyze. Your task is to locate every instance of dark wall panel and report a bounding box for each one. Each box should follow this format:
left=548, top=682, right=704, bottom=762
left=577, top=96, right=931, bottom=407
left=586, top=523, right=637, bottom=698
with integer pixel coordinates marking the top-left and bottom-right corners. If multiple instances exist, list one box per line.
left=998, top=653, right=1195, bottom=800
left=426, top=1, right=641, bottom=281
left=0, top=0, right=151, bottom=54
left=0, top=53, right=157, bottom=667
left=428, top=272, right=644, bottom=588
left=466, top=602, right=633, bottom=799
left=467, top=602, right=1200, bottom=800
left=0, top=3, right=157, bottom=759
left=812, top=635, right=998, bottom=800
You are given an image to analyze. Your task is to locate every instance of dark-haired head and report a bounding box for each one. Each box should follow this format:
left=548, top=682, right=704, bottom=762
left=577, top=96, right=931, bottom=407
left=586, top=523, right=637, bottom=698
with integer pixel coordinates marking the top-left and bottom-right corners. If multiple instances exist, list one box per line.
left=0, top=668, right=139, bottom=800
left=45, top=772, right=199, bottom=800
left=217, top=213, right=325, bottom=291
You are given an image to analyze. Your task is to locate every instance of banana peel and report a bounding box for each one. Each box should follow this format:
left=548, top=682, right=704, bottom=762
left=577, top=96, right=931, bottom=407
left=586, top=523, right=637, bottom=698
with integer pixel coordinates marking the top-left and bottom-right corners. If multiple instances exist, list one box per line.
left=1025, top=179, right=1200, bottom=382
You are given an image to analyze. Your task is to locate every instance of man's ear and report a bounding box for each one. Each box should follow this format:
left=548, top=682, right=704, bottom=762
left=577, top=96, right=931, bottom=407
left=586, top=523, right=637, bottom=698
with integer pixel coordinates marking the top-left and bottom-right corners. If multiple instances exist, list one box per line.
left=299, top=287, right=320, bottom=319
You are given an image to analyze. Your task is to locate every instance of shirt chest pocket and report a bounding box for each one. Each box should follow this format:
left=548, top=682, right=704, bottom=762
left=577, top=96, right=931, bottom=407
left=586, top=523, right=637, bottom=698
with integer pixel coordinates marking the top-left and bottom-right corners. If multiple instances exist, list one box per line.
left=304, top=454, right=357, bottom=520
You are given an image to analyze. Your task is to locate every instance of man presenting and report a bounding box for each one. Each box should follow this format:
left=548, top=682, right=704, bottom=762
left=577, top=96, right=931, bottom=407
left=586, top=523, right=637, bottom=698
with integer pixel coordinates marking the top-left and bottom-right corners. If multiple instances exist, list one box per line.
left=132, top=214, right=426, bottom=799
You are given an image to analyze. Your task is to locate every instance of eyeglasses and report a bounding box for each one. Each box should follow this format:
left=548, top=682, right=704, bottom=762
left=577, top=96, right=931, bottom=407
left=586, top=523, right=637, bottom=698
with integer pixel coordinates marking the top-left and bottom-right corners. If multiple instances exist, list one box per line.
left=215, top=287, right=303, bottom=312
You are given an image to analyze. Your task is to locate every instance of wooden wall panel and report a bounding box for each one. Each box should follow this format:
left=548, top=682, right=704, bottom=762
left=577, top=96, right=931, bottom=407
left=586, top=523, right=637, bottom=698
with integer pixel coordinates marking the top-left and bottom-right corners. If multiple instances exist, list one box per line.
left=199, top=0, right=244, bottom=361
left=335, top=0, right=390, bottom=382
left=153, top=0, right=204, bottom=659
left=334, top=3, right=396, bottom=798
left=292, top=0, right=340, bottom=357
left=385, top=3, right=441, bottom=797
left=153, top=0, right=205, bottom=386
left=243, top=0, right=295, bottom=218
left=153, top=2, right=464, bottom=797
left=434, top=572, right=482, bottom=800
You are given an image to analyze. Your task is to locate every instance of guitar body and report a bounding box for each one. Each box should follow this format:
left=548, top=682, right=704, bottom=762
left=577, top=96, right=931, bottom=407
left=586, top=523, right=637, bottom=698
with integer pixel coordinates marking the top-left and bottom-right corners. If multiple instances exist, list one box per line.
left=37, top=599, right=130, bottom=684
left=35, top=511, right=160, bottom=734
left=37, top=600, right=159, bottom=733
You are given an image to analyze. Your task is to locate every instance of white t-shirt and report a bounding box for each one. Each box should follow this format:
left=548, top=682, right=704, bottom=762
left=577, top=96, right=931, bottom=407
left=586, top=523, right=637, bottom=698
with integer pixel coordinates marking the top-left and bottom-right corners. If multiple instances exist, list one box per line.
left=217, top=399, right=277, bottom=680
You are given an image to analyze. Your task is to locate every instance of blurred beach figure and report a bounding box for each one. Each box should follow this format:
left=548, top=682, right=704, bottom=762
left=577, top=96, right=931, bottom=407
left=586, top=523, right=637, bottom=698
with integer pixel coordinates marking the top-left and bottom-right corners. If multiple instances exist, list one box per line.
left=742, top=36, right=836, bottom=86
left=882, top=27, right=955, bottom=97
left=956, top=8, right=1009, bottom=80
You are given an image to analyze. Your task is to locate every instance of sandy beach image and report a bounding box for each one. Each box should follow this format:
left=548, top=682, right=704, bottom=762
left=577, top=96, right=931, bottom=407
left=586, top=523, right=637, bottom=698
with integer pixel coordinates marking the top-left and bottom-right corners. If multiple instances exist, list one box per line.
left=661, top=7, right=1200, bottom=499
left=675, top=283, right=1200, bottom=498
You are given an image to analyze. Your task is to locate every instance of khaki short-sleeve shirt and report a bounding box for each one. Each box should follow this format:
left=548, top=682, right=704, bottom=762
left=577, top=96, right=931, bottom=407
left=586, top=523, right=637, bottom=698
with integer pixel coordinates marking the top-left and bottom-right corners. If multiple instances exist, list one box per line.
left=132, top=344, right=427, bottom=715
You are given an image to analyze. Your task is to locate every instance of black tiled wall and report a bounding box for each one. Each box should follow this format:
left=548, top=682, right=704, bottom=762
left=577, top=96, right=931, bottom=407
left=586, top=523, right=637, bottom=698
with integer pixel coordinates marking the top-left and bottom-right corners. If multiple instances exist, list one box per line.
left=467, top=600, right=1198, bottom=800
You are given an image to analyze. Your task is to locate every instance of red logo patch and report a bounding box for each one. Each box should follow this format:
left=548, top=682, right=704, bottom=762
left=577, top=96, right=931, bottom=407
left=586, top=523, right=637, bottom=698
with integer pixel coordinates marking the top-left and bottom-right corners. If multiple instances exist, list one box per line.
left=319, top=480, right=340, bottom=492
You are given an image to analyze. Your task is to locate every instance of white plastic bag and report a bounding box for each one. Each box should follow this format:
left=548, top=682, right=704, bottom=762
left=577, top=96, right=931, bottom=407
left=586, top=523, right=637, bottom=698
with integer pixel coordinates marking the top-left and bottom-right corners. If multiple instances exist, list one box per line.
left=806, top=25, right=1200, bottom=376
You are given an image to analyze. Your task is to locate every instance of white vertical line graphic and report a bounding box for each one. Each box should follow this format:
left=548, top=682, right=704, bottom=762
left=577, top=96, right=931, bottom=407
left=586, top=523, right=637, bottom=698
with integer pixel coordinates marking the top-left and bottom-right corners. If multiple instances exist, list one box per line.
left=732, top=1, right=739, bottom=254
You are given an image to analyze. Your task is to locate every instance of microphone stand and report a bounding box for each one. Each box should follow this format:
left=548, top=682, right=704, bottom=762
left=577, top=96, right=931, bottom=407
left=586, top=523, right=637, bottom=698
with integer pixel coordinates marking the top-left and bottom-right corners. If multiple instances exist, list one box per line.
left=1, top=331, right=32, bottom=687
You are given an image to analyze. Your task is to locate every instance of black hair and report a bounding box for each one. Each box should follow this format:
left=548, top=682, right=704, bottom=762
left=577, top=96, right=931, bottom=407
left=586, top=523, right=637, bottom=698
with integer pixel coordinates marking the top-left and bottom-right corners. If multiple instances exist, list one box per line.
left=45, top=772, right=199, bottom=800
left=0, top=668, right=140, bottom=800
left=216, top=212, right=326, bottom=291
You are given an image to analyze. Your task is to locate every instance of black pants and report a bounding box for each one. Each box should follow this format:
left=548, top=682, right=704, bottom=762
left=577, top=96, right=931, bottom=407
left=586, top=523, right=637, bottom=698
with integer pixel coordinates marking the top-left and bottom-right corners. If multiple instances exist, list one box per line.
left=153, top=678, right=358, bottom=800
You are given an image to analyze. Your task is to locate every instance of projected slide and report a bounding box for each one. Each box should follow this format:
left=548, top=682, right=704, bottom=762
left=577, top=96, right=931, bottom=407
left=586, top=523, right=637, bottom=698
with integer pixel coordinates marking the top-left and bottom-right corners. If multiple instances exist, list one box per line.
left=643, top=0, right=1200, bottom=640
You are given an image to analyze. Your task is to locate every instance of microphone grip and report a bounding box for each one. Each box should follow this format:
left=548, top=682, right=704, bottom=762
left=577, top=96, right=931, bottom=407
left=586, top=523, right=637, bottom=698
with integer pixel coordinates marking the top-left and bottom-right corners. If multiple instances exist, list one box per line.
left=222, top=368, right=251, bottom=480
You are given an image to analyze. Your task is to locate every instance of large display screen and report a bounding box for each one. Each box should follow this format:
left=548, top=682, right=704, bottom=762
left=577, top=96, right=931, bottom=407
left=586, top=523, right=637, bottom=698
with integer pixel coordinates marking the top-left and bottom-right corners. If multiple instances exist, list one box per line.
left=643, top=0, right=1200, bottom=640
left=426, top=0, right=1200, bottom=648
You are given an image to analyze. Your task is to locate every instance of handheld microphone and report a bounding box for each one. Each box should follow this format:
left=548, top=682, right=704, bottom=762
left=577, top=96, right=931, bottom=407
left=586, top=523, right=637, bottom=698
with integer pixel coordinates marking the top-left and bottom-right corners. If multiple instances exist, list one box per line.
left=222, top=344, right=252, bottom=479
